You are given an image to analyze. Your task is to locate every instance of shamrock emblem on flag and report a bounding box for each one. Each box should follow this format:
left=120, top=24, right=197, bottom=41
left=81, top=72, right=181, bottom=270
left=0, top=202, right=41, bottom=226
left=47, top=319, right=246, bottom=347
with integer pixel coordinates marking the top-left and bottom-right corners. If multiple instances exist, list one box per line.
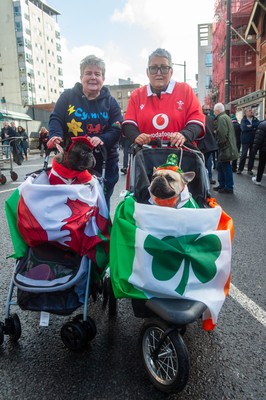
left=144, top=233, right=221, bottom=295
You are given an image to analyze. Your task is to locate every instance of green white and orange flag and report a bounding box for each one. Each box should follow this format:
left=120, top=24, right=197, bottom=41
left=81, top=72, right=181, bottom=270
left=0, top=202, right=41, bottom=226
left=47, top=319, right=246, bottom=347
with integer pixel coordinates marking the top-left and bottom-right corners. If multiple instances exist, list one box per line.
left=110, top=196, right=233, bottom=331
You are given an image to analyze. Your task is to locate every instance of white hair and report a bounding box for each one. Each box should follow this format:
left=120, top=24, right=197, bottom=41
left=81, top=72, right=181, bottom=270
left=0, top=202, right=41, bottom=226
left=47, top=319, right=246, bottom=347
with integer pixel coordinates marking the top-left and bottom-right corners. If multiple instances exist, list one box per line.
left=214, top=103, right=225, bottom=113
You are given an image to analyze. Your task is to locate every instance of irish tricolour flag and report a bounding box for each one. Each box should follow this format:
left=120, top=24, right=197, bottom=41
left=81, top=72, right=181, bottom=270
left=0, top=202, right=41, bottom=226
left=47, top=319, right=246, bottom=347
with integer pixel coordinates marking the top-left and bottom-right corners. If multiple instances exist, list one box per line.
left=110, top=196, right=233, bottom=330
left=5, top=172, right=111, bottom=278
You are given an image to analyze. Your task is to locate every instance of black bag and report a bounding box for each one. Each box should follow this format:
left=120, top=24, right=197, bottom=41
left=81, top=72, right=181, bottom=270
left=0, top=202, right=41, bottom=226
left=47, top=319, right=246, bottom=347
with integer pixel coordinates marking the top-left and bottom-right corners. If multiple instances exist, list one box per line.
left=12, top=141, right=24, bottom=165
left=14, top=244, right=88, bottom=315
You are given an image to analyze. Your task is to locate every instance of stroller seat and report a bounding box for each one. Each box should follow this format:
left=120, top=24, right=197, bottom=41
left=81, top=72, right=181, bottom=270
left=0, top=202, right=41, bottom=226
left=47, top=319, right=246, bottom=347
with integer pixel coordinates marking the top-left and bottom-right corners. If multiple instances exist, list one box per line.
left=130, top=146, right=210, bottom=207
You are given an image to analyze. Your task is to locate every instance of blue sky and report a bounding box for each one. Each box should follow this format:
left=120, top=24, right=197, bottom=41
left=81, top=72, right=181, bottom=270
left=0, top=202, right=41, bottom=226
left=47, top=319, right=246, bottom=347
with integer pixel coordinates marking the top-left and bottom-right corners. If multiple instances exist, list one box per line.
left=45, top=0, right=215, bottom=88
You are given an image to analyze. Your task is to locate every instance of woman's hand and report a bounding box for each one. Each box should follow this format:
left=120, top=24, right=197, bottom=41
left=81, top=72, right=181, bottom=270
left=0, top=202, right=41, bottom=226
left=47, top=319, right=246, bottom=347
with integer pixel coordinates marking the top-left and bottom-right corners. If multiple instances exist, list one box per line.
left=47, top=136, right=63, bottom=149
left=135, top=133, right=151, bottom=146
left=90, top=136, right=104, bottom=147
left=169, top=132, right=186, bottom=147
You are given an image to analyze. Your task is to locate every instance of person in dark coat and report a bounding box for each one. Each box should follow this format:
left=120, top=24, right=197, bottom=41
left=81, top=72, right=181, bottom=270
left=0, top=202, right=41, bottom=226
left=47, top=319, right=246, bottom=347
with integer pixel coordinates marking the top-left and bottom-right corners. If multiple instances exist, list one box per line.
left=238, top=107, right=260, bottom=175
left=213, top=103, right=239, bottom=194
left=251, top=111, right=266, bottom=185
left=17, top=125, right=29, bottom=160
left=1, top=121, right=13, bottom=159
left=198, top=105, right=218, bottom=184
left=48, top=55, right=123, bottom=210
left=230, top=114, right=241, bottom=172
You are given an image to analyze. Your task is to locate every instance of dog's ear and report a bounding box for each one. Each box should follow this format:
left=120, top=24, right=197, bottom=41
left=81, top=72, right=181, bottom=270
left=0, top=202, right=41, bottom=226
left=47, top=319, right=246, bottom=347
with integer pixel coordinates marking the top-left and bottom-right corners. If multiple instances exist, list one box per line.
left=153, top=167, right=157, bottom=173
left=181, top=171, right=195, bottom=183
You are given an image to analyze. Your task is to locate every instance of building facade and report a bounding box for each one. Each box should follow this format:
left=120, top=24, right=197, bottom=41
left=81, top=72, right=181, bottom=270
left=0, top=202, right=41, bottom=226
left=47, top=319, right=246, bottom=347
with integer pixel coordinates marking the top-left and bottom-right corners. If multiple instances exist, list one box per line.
left=197, top=23, right=213, bottom=107
left=106, top=79, right=142, bottom=113
left=0, top=0, right=64, bottom=107
left=230, top=0, right=266, bottom=119
left=210, top=0, right=256, bottom=108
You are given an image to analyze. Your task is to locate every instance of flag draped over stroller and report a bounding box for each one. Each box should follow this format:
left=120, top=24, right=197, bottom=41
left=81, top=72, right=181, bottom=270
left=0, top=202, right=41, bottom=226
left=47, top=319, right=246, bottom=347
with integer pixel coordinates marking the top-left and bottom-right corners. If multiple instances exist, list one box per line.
left=110, top=196, right=233, bottom=331
left=5, top=171, right=111, bottom=279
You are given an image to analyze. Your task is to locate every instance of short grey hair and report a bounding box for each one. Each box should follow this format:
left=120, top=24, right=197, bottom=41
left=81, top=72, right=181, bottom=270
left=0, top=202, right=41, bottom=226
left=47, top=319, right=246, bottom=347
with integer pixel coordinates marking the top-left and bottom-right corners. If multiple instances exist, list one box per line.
left=80, top=55, right=106, bottom=79
left=214, top=103, right=225, bottom=113
left=148, top=48, right=172, bottom=66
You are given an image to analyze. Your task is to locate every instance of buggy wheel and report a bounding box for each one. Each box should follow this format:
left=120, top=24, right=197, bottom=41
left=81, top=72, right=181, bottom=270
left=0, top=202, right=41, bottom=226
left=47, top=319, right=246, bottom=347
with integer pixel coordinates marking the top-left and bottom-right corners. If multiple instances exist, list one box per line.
left=0, top=174, right=7, bottom=185
left=73, top=314, right=97, bottom=341
left=8, top=313, right=22, bottom=342
left=140, top=319, right=189, bottom=394
left=10, top=171, right=18, bottom=181
left=61, top=321, right=87, bottom=351
left=0, top=322, right=4, bottom=345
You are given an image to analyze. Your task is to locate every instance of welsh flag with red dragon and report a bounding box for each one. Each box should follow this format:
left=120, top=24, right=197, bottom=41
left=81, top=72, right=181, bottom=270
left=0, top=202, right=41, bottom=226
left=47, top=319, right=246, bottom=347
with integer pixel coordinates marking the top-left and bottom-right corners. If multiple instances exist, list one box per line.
left=5, top=171, right=111, bottom=279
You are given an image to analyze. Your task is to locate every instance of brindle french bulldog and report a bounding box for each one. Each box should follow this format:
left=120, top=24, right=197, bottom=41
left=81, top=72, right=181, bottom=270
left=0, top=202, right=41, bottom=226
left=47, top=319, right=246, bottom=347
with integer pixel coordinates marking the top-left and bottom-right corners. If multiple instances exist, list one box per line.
left=55, top=134, right=96, bottom=171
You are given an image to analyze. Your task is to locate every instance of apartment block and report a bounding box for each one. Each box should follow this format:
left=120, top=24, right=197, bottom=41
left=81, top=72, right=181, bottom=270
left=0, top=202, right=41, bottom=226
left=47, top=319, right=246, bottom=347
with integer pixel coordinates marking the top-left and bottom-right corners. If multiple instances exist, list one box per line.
left=0, top=0, right=64, bottom=107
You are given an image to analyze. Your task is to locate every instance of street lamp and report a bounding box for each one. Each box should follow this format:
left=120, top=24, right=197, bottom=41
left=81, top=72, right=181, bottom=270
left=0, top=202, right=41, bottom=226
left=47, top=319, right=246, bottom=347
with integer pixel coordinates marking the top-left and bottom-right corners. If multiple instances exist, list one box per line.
left=172, top=61, right=186, bottom=82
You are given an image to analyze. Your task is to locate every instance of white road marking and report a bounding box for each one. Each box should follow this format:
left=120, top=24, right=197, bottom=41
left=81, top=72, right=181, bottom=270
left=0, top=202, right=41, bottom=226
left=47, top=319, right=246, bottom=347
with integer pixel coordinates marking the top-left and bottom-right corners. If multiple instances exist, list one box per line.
left=230, top=283, right=266, bottom=326
left=0, top=187, right=17, bottom=194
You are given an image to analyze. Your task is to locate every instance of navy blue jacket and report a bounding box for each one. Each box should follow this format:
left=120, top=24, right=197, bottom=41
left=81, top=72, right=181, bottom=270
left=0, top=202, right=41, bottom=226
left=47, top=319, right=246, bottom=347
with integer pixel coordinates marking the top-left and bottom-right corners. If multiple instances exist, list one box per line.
left=240, top=115, right=260, bottom=145
left=49, top=83, right=123, bottom=163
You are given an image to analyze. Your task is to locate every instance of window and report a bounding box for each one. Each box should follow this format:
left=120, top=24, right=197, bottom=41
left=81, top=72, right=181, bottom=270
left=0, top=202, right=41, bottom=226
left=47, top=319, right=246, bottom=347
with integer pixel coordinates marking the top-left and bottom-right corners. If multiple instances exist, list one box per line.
left=205, top=53, right=212, bottom=67
left=15, top=22, right=22, bottom=32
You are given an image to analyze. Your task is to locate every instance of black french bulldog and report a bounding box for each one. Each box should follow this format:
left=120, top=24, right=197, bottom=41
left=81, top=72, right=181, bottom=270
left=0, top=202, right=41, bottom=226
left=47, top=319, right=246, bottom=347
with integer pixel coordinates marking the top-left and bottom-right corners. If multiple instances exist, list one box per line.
left=55, top=133, right=96, bottom=171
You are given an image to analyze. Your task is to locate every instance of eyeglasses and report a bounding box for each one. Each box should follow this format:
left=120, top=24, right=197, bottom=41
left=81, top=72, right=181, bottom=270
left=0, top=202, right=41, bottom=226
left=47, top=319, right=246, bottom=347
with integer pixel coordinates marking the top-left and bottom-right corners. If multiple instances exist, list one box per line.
left=148, top=65, right=172, bottom=75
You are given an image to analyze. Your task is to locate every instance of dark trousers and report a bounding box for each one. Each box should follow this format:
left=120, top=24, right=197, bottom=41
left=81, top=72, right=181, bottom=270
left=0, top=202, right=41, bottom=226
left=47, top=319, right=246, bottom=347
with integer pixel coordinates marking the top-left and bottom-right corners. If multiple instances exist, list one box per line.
left=256, top=150, right=266, bottom=182
left=238, top=142, right=254, bottom=172
left=217, top=160, right=234, bottom=190
left=123, top=138, right=130, bottom=168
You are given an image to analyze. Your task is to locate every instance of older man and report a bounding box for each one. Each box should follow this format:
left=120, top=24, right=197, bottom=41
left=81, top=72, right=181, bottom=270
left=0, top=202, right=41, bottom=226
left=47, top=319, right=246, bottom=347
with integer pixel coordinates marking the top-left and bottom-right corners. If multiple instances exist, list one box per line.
left=213, top=103, right=238, bottom=194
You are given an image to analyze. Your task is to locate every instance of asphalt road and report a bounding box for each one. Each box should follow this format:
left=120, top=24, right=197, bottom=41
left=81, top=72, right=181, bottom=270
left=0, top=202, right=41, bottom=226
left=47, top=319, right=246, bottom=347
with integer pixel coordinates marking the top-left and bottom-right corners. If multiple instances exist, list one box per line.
left=0, top=151, right=265, bottom=400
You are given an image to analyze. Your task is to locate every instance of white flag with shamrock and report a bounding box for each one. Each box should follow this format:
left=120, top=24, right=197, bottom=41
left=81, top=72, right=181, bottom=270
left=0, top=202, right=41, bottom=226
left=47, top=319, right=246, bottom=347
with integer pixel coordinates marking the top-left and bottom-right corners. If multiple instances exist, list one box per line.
left=110, top=196, right=232, bottom=330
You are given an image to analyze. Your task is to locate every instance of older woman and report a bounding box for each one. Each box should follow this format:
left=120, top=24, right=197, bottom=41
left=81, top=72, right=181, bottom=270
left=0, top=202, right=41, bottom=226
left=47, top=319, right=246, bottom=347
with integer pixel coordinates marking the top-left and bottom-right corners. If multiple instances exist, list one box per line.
left=48, top=55, right=123, bottom=209
left=122, top=48, right=205, bottom=147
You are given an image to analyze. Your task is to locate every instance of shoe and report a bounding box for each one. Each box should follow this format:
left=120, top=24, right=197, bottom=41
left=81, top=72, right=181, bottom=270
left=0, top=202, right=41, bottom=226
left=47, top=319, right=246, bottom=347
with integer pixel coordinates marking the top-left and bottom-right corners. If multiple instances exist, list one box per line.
left=209, top=179, right=216, bottom=184
left=232, top=167, right=237, bottom=173
left=120, top=167, right=127, bottom=174
left=236, top=170, right=242, bottom=174
left=213, top=186, right=223, bottom=191
left=248, top=170, right=254, bottom=176
left=252, top=176, right=261, bottom=185
left=218, top=188, right=234, bottom=194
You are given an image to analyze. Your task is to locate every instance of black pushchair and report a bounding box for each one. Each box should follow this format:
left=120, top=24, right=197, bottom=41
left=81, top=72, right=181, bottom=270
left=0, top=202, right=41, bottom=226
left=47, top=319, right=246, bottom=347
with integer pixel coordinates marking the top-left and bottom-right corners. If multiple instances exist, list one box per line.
left=109, top=142, right=233, bottom=393
left=1, top=147, right=110, bottom=351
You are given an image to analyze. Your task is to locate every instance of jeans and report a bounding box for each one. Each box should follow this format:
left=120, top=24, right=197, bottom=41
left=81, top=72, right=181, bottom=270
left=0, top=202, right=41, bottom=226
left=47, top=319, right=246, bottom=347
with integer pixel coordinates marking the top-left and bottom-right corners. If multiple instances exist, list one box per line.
left=217, top=160, right=234, bottom=191
left=3, top=140, right=9, bottom=158
left=204, top=152, right=213, bottom=179
left=104, top=161, right=119, bottom=211
left=238, top=142, right=254, bottom=172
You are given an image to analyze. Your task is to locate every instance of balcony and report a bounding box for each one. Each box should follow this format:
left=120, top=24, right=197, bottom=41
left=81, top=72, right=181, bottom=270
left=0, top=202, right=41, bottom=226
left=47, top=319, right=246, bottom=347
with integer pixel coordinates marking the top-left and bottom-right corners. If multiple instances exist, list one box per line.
left=231, top=52, right=256, bottom=71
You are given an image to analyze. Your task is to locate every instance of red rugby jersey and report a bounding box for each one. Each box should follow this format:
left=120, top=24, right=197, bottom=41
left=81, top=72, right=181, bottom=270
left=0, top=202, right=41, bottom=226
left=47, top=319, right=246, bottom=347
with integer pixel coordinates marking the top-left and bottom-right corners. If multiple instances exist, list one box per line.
left=123, top=80, right=205, bottom=141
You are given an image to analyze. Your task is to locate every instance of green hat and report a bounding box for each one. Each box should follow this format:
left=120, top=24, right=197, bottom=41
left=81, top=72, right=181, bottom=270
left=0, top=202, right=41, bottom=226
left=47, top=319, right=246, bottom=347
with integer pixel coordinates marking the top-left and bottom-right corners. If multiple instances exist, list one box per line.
left=156, top=154, right=183, bottom=172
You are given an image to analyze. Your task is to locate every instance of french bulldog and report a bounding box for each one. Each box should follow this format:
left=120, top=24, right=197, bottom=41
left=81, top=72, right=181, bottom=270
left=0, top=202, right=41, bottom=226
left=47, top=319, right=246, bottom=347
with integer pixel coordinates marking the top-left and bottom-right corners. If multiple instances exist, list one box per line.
left=48, top=135, right=96, bottom=184
left=149, top=167, right=195, bottom=208
left=55, top=134, right=96, bottom=171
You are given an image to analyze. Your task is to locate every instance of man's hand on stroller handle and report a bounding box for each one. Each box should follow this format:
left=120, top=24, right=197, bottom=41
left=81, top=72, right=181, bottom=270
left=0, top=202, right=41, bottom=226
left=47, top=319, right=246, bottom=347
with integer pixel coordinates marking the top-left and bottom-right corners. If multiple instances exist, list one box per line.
left=134, top=132, right=186, bottom=147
